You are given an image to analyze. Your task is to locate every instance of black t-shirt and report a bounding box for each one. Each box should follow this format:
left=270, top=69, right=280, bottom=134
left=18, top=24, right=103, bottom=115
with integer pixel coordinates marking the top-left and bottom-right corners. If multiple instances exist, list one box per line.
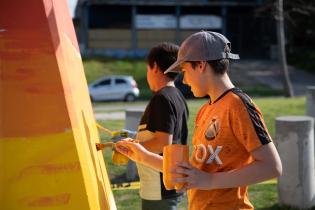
left=140, top=86, right=188, bottom=145
left=137, top=86, right=189, bottom=199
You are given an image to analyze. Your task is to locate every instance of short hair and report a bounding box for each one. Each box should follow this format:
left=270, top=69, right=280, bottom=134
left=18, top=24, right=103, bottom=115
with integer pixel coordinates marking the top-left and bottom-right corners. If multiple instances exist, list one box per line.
left=189, top=59, right=230, bottom=74
left=146, top=42, right=179, bottom=79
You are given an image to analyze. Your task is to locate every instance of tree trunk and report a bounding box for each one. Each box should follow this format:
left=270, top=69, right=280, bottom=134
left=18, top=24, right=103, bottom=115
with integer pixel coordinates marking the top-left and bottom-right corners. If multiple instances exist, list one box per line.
left=276, top=0, right=294, bottom=97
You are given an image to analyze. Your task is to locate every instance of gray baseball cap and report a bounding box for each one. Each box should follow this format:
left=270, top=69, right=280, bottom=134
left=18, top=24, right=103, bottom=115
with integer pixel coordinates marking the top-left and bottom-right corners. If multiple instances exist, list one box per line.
left=165, top=31, right=240, bottom=73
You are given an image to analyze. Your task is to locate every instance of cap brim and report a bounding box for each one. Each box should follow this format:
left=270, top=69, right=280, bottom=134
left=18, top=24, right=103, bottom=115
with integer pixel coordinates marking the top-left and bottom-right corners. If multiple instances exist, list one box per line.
left=164, top=59, right=185, bottom=74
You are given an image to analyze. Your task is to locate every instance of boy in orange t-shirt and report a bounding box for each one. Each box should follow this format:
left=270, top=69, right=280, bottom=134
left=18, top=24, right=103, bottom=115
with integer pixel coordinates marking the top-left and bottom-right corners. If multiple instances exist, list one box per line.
left=116, top=31, right=282, bottom=210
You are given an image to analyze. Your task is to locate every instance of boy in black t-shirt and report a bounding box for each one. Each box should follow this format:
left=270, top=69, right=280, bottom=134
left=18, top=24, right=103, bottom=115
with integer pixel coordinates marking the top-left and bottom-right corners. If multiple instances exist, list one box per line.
left=116, top=43, right=189, bottom=210
left=137, top=42, right=189, bottom=210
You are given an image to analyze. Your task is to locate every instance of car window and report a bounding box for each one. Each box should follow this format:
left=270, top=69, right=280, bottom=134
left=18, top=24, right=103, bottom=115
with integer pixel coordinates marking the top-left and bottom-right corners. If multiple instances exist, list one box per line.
left=115, top=78, right=127, bottom=85
left=94, top=79, right=111, bottom=87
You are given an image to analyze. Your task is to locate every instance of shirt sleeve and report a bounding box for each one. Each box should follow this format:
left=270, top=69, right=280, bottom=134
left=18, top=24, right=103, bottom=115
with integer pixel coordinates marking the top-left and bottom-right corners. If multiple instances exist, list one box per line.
left=146, top=94, right=176, bottom=134
left=231, top=97, right=272, bottom=152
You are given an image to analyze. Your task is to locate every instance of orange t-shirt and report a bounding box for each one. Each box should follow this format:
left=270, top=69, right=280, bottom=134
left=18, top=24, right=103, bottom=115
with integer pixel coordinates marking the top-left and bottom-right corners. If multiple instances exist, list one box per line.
left=188, top=88, right=272, bottom=210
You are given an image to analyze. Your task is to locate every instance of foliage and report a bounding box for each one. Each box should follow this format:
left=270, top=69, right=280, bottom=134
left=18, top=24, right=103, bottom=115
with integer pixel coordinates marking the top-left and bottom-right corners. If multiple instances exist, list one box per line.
left=257, top=0, right=315, bottom=72
left=287, top=49, right=315, bottom=73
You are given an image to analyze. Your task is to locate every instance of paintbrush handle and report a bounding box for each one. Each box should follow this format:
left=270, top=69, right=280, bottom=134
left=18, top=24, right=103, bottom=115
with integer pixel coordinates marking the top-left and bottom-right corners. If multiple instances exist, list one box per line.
left=96, top=123, right=113, bottom=135
left=96, top=142, right=114, bottom=151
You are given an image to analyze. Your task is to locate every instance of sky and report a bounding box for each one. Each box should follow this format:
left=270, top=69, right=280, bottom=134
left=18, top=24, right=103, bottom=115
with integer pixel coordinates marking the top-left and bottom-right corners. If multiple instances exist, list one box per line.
left=67, top=0, right=78, bottom=18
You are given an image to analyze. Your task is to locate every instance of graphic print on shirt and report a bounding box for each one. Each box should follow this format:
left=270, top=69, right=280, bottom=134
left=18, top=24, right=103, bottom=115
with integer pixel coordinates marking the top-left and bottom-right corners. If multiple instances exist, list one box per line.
left=194, top=144, right=223, bottom=165
left=205, top=116, right=220, bottom=140
left=194, top=116, right=223, bottom=165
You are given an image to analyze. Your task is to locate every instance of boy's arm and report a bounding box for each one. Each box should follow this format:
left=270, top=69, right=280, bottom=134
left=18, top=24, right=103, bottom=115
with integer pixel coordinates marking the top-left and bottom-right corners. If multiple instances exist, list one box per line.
left=140, top=131, right=172, bottom=153
left=174, top=142, right=282, bottom=191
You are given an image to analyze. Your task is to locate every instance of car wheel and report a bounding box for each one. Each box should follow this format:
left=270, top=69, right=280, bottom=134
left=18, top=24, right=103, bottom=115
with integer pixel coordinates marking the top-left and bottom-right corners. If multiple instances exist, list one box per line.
left=124, top=93, right=136, bottom=102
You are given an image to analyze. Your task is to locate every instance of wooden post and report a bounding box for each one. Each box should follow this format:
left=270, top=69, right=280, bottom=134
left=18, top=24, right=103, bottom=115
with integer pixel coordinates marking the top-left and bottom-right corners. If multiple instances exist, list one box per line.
left=306, top=86, right=315, bottom=118
left=306, top=86, right=315, bottom=168
left=125, top=109, right=143, bottom=181
left=276, top=116, right=315, bottom=209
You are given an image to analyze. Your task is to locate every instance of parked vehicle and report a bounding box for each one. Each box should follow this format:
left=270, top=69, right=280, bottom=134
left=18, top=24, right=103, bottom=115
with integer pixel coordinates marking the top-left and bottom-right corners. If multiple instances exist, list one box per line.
left=89, top=75, right=140, bottom=102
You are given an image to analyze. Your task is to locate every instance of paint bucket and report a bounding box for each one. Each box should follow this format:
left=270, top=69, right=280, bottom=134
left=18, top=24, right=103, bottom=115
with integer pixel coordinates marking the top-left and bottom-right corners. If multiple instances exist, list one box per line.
left=163, top=144, right=189, bottom=190
left=112, top=148, right=129, bottom=165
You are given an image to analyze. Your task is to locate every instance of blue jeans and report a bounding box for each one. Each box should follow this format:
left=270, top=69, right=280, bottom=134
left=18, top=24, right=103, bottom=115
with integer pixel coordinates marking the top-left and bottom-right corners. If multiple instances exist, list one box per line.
left=141, top=196, right=182, bottom=210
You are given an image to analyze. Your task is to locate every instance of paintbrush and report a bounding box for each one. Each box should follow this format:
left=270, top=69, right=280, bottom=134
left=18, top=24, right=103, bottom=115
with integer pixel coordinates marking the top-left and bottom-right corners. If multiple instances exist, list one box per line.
left=96, top=142, right=115, bottom=151
left=96, top=122, right=129, bottom=137
left=96, top=139, right=139, bottom=151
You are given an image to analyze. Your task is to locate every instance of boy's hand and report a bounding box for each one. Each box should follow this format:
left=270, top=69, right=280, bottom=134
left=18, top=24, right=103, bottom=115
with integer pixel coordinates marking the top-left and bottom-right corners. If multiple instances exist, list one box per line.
left=115, top=139, right=148, bottom=163
left=171, top=162, right=213, bottom=192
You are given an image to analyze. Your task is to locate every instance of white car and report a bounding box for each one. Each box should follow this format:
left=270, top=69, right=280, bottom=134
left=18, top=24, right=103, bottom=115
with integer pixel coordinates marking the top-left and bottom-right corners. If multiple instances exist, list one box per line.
left=89, top=75, right=140, bottom=102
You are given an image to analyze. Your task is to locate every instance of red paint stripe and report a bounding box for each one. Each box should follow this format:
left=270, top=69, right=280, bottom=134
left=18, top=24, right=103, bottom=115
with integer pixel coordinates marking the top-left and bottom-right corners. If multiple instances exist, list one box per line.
left=19, top=193, right=71, bottom=207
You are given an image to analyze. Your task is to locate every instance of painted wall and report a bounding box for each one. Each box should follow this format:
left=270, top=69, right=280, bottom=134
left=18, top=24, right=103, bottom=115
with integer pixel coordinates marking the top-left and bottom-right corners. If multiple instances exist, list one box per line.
left=0, top=0, right=116, bottom=209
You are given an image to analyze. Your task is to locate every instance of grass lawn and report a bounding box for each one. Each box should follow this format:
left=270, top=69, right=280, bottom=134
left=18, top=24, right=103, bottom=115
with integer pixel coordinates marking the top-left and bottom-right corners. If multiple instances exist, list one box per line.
left=112, top=180, right=315, bottom=210
left=95, top=96, right=308, bottom=210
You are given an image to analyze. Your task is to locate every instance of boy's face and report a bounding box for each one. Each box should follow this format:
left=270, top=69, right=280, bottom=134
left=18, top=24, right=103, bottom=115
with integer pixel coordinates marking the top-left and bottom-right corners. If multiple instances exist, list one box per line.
left=180, top=62, right=206, bottom=97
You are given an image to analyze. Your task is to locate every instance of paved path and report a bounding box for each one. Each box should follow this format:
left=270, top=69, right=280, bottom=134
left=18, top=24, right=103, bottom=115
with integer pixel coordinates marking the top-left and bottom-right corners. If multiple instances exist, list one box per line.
left=94, top=104, right=146, bottom=120
left=93, top=104, right=146, bottom=112
left=230, top=60, right=315, bottom=96
left=94, top=112, right=125, bottom=120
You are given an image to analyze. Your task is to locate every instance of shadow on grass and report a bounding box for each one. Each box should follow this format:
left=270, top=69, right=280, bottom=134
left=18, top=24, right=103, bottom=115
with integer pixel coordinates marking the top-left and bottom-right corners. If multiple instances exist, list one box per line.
left=110, top=171, right=139, bottom=190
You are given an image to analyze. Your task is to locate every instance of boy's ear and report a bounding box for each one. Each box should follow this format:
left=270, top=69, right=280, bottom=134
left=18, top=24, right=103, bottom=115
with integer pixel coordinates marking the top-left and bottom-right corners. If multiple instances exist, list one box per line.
left=198, top=61, right=207, bottom=73
left=153, top=62, right=159, bottom=73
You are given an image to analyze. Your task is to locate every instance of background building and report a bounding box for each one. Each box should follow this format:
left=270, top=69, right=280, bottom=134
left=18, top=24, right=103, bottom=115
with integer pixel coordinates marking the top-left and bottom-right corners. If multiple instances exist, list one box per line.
left=75, top=0, right=276, bottom=59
